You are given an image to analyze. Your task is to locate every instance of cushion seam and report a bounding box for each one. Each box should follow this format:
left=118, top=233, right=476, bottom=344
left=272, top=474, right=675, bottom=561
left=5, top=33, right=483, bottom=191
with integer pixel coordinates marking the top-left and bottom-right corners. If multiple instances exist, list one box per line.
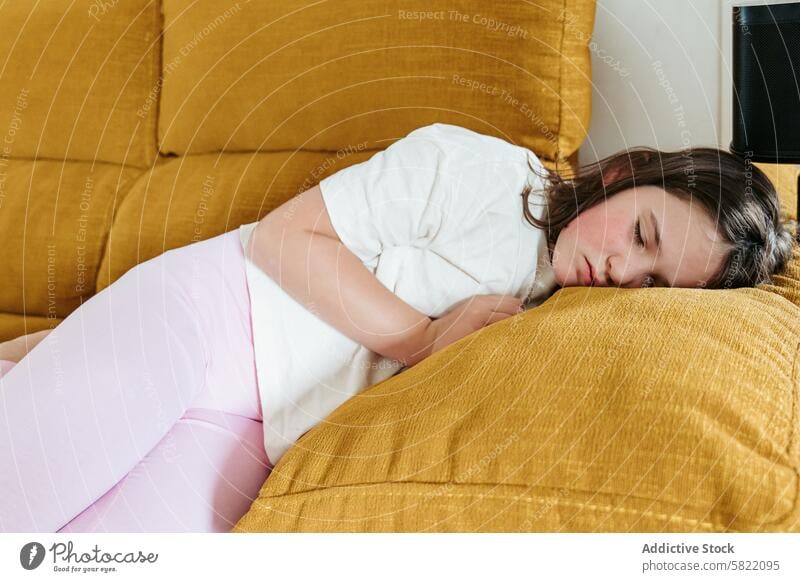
left=251, top=488, right=735, bottom=532
left=556, top=0, right=567, bottom=160
left=148, top=0, right=162, bottom=166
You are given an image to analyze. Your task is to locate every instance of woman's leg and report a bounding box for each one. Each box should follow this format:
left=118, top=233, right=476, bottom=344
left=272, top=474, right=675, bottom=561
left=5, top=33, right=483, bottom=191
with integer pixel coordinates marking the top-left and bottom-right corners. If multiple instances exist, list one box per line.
left=0, top=359, right=15, bottom=377
left=0, top=249, right=207, bottom=532
left=57, top=409, right=269, bottom=533
left=0, top=329, right=53, bottom=363
left=0, top=228, right=270, bottom=532
left=58, top=229, right=271, bottom=533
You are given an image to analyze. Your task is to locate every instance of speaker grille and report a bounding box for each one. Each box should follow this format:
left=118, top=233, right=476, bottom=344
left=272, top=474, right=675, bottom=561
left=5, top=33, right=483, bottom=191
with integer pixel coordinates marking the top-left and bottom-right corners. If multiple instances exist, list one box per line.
left=732, top=3, right=800, bottom=162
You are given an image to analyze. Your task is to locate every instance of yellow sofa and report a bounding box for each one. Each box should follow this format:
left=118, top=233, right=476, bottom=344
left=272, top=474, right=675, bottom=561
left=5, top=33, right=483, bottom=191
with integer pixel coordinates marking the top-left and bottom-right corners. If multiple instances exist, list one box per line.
left=1, top=0, right=798, bottom=532
left=0, top=0, right=592, bottom=338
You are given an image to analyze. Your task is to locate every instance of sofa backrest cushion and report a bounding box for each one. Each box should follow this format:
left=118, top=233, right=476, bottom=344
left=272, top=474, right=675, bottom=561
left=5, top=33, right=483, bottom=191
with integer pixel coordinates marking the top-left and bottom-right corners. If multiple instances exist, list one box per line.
left=158, top=0, right=593, bottom=164
left=0, top=0, right=161, bottom=167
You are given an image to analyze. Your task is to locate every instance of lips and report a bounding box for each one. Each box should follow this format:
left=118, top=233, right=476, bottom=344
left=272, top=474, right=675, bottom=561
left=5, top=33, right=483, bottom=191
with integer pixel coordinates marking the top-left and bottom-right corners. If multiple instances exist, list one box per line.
left=584, top=258, right=594, bottom=286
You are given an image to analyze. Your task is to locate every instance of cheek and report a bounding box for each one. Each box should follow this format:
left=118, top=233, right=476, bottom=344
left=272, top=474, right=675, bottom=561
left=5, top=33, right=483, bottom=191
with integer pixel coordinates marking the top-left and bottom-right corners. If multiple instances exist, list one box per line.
left=569, top=208, right=608, bottom=249
left=572, top=205, right=631, bottom=251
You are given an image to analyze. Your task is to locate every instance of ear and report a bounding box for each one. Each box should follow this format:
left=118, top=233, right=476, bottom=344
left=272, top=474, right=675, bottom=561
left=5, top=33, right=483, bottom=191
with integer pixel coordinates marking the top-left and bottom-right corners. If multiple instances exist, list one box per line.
left=601, top=164, right=626, bottom=188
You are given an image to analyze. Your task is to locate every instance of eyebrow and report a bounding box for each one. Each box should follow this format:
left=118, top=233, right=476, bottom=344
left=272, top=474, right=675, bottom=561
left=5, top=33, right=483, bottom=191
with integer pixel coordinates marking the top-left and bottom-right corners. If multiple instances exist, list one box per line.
left=648, top=210, right=672, bottom=287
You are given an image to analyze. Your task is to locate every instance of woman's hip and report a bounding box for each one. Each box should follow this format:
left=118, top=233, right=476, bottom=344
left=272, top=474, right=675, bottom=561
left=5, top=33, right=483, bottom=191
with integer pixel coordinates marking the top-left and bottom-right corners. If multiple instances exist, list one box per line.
left=136, top=228, right=261, bottom=420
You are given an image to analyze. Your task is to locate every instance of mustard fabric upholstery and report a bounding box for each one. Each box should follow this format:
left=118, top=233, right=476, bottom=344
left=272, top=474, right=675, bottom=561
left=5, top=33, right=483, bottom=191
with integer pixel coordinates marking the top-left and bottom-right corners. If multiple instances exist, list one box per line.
left=0, top=0, right=160, bottom=167
left=235, top=243, right=800, bottom=533
left=755, top=163, right=799, bottom=222
left=159, top=0, right=593, bottom=163
left=0, top=313, right=61, bottom=340
left=0, top=159, right=142, bottom=317
left=0, top=0, right=162, bottom=340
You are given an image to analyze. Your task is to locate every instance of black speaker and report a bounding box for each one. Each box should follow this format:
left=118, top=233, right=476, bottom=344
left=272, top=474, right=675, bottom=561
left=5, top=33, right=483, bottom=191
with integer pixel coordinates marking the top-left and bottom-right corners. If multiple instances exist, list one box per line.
left=731, top=1, right=800, bottom=163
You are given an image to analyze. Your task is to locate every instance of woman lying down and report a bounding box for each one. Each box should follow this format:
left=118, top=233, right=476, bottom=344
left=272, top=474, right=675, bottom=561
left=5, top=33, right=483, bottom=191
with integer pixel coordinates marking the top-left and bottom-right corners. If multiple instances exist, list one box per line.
left=0, top=123, right=793, bottom=533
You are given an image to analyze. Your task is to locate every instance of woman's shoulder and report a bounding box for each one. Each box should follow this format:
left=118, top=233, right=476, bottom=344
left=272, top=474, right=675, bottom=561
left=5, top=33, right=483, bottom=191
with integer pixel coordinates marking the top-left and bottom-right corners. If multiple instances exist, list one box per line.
left=407, top=123, right=542, bottom=168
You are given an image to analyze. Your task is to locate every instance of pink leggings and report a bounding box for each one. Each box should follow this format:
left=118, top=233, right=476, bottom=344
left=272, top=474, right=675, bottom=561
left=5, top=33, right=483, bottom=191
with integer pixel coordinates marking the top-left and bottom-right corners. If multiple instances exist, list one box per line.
left=0, top=228, right=272, bottom=532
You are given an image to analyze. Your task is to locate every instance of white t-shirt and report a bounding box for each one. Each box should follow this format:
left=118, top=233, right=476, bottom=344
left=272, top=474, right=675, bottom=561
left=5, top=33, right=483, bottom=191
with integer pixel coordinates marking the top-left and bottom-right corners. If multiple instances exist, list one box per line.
left=238, top=122, right=559, bottom=465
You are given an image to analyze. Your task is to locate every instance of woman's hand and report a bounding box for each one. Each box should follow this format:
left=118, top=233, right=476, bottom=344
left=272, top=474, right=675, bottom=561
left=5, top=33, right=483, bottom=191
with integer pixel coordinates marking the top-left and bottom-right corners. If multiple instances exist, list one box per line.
left=406, top=294, right=523, bottom=367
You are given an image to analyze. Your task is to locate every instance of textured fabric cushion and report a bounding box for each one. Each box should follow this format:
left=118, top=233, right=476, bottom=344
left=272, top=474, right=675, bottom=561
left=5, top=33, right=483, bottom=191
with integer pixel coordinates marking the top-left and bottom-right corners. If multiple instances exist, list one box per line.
left=234, top=244, right=800, bottom=533
left=159, top=0, right=593, bottom=164
left=0, top=314, right=59, bottom=344
left=0, top=0, right=160, bottom=167
left=755, top=163, right=799, bottom=222
left=0, top=159, right=141, bottom=317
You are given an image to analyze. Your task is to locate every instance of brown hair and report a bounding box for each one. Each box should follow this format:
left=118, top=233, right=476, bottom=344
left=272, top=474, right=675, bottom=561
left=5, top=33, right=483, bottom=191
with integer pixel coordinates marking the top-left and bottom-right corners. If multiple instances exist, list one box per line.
left=520, top=146, right=796, bottom=289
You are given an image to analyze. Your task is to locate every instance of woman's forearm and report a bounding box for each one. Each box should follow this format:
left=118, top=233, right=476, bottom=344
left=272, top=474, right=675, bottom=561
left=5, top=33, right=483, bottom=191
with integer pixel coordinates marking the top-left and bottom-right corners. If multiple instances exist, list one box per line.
left=247, top=223, right=432, bottom=367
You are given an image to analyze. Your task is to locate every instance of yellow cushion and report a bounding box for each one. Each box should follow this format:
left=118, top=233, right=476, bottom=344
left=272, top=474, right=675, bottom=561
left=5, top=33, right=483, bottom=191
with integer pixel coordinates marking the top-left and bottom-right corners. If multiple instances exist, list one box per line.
left=0, top=159, right=142, bottom=317
left=0, top=0, right=160, bottom=167
left=0, top=313, right=61, bottom=344
left=755, top=163, right=799, bottom=222
left=159, top=0, right=593, bottom=164
left=235, top=245, right=800, bottom=532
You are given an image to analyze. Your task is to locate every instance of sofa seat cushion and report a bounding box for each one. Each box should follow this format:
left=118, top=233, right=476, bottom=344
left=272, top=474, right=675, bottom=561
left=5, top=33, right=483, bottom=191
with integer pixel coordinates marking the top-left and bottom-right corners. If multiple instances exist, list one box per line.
left=235, top=246, right=800, bottom=532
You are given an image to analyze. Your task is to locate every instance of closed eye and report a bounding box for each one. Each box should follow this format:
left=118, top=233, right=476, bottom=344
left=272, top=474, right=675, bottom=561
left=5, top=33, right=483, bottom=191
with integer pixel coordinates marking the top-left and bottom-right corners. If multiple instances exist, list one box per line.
left=635, top=219, right=645, bottom=248
left=635, top=219, right=656, bottom=288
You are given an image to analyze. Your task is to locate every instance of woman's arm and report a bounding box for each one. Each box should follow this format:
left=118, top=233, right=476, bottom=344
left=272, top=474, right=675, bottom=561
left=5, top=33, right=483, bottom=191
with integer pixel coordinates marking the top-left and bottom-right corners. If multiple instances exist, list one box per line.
left=245, top=185, right=434, bottom=367
left=0, top=328, right=53, bottom=363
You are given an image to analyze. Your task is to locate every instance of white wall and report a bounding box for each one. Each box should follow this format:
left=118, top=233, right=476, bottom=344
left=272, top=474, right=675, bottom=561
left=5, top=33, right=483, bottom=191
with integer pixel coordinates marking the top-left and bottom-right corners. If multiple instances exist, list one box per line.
left=579, top=0, right=795, bottom=165
left=579, top=0, right=725, bottom=164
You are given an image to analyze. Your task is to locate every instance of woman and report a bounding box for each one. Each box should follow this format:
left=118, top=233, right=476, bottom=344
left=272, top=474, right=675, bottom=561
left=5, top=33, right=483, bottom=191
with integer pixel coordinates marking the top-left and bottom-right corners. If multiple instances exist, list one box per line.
left=0, top=123, right=794, bottom=533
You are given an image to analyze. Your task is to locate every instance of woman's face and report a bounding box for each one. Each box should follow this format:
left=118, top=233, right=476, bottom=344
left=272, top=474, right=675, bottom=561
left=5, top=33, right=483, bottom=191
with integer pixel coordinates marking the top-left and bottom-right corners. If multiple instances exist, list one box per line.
left=551, top=184, right=729, bottom=289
